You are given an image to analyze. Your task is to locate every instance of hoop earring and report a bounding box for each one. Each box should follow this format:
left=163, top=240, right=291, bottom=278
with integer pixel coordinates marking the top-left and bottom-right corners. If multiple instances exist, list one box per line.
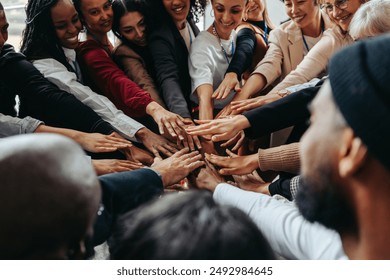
left=243, top=12, right=248, bottom=21
left=210, top=8, right=214, bottom=17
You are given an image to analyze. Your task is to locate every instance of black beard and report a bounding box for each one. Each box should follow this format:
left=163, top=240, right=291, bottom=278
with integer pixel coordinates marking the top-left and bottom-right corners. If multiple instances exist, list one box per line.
left=296, top=173, right=357, bottom=233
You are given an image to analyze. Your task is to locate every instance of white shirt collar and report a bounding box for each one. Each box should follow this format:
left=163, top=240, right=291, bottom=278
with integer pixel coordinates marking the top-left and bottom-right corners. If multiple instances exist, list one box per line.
left=62, top=47, right=76, bottom=62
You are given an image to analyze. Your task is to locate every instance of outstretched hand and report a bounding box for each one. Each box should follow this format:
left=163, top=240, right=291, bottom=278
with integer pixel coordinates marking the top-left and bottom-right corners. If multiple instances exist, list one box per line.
left=212, top=72, right=241, bottom=100
left=92, top=159, right=143, bottom=175
left=191, top=157, right=225, bottom=192
left=151, top=148, right=205, bottom=187
left=150, top=106, right=187, bottom=140
left=75, top=132, right=132, bottom=153
left=136, top=128, right=179, bottom=159
left=186, top=115, right=250, bottom=143
left=205, top=149, right=259, bottom=176
left=121, top=145, right=155, bottom=166
left=230, top=93, right=281, bottom=114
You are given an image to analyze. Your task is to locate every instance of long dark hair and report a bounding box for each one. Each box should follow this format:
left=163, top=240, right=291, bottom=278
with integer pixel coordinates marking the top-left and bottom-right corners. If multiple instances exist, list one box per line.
left=20, top=0, right=74, bottom=73
left=111, top=0, right=149, bottom=45
left=147, top=0, right=208, bottom=31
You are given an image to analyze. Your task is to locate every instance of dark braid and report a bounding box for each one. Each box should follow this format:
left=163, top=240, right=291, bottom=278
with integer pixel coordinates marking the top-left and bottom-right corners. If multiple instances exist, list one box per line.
left=21, top=0, right=73, bottom=73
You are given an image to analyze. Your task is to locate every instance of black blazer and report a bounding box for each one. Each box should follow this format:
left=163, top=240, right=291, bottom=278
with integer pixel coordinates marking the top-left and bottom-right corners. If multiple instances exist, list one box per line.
left=149, top=18, right=199, bottom=118
left=0, top=44, right=114, bottom=134
left=244, top=81, right=323, bottom=139
left=95, top=168, right=163, bottom=246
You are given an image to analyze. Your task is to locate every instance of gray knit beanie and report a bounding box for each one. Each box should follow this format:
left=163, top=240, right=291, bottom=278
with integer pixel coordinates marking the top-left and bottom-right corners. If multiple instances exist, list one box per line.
left=329, top=34, right=390, bottom=171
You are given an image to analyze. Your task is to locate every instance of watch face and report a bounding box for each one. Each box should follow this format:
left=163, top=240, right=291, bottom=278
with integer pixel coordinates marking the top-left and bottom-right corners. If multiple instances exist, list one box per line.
left=278, top=89, right=289, bottom=97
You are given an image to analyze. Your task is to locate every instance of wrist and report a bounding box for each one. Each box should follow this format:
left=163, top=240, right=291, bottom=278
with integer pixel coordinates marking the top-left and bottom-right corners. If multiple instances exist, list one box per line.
left=233, top=115, right=251, bottom=130
left=135, top=127, right=149, bottom=140
left=66, top=129, right=84, bottom=143
left=145, top=101, right=162, bottom=116
left=225, top=72, right=238, bottom=80
left=248, top=153, right=260, bottom=171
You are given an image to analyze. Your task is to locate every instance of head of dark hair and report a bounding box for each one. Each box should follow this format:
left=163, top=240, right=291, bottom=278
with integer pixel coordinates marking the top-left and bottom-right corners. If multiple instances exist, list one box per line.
left=110, top=190, right=275, bottom=260
left=147, top=0, right=208, bottom=31
left=20, top=0, right=73, bottom=72
left=0, top=2, right=3, bottom=10
left=111, top=0, right=148, bottom=43
left=73, top=0, right=113, bottom=22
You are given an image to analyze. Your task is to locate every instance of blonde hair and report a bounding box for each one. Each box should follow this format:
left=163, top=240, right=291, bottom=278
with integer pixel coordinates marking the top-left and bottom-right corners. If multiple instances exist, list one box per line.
left=349, top=0, right=390, bottom=40
left=263, top=0, right=276, bottom=30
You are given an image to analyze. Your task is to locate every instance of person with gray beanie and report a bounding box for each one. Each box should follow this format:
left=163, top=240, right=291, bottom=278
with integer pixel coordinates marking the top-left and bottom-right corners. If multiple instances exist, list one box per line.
left=296, top=34, right=390, bottom=259
left=195, top=34, right=390, bottom=260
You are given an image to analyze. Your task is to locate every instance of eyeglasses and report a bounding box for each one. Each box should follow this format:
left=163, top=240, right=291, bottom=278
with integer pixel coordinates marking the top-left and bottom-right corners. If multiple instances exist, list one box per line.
left=324, top=0, right=349, bottom=14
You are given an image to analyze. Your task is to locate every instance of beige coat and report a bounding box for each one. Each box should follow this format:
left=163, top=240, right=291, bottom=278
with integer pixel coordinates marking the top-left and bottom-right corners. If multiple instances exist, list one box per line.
left=252, top=9, right=335, bottom=90
left=270, top=25, right=353, bottom=93
left=113, top=44, right=165, bottom=107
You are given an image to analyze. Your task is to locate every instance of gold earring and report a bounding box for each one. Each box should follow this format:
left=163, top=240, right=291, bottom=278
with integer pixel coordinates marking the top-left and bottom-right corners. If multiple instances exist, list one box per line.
left=243, top=12, right=248, bottom=21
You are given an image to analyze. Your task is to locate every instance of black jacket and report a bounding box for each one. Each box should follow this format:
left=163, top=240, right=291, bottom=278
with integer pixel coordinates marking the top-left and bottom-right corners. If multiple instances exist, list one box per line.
left=0, top=44, right=114, bottom=134
left=244, top=82, right=323, bottom=139
left=149, top=18, right=199, bottom=118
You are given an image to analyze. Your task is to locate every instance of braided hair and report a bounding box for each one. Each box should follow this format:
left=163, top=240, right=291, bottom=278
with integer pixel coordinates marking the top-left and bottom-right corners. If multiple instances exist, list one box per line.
left=20, top=0, right=74, bottom=73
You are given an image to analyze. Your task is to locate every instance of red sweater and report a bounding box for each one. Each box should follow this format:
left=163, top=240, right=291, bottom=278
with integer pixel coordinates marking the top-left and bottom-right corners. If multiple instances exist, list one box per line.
left=76, top=40, right=153, bottom=118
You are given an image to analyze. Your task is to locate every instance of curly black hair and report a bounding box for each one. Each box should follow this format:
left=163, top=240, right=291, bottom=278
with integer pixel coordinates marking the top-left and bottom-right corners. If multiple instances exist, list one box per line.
left=147, top=0, right=208, bottom=31
left=20, top=0, right=74, bottom=73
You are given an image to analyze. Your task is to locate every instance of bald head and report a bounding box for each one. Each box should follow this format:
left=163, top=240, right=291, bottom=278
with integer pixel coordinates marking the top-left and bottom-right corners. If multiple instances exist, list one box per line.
left=0, top=134, right=100, bottom=259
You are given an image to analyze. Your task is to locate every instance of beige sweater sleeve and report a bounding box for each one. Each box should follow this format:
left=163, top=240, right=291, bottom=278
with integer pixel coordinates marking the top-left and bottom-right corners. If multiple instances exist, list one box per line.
left=258, top=142, right=300, bottom=174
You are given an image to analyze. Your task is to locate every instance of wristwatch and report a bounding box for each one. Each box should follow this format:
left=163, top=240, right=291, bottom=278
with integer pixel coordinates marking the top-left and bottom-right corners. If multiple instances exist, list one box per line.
left=277, top=89, right=290, bottom=98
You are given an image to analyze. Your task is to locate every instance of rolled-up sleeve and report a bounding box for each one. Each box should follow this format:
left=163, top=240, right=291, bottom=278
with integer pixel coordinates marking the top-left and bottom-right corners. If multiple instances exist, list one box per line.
left=0, top=114, right=43, bottom=138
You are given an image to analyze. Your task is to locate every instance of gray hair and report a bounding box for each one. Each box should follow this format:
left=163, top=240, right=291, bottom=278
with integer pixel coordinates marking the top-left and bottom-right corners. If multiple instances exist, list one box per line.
left=349, top=0, right=390, bottom=40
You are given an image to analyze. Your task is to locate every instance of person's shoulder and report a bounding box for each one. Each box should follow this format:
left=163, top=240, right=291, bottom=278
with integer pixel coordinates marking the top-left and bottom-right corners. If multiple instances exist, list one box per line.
left=113, top=43, right=139, bottom=58
left=236, top=22, right=257, bottom=33
left=278, top=19, right=297, bottom=32
left=1, top=44, right=16, bottom=55
left=79, top=39, right=99, bottom=47
left=191, top=30, right=214, bottom=49
left=269, top=20, right=296, bottom=40
left=0, top=44, right=26, bottom=67
left=149, top=22, right=176, bottom=40
left=77, top=39, right=100, bottom=51
left=324, top=26, right=348, bottom=41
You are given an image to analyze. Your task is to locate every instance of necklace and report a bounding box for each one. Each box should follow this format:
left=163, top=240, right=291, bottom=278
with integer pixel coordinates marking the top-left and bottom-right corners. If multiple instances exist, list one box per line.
left=212, top=22, right=234, bottom=64
left=88, top=31, right=112, bottom=53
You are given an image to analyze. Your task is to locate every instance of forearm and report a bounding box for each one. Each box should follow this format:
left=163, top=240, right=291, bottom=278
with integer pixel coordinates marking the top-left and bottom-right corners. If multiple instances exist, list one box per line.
left=199, top=100, right=214, bottom=120
left=240, top=73, right=267, bottom=99
left=32, top=59, right=141, bottom=141
left=0, top=114, right=43, bottom=137
left=214, top=183, right=347, bottom=260
left=34, top=124, right=84, bottom=143
left=226, top=28, right=256, bottom=78
left=258, top=142, right=301, bottom=174
left=197, top=85, right=214, bottom=120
